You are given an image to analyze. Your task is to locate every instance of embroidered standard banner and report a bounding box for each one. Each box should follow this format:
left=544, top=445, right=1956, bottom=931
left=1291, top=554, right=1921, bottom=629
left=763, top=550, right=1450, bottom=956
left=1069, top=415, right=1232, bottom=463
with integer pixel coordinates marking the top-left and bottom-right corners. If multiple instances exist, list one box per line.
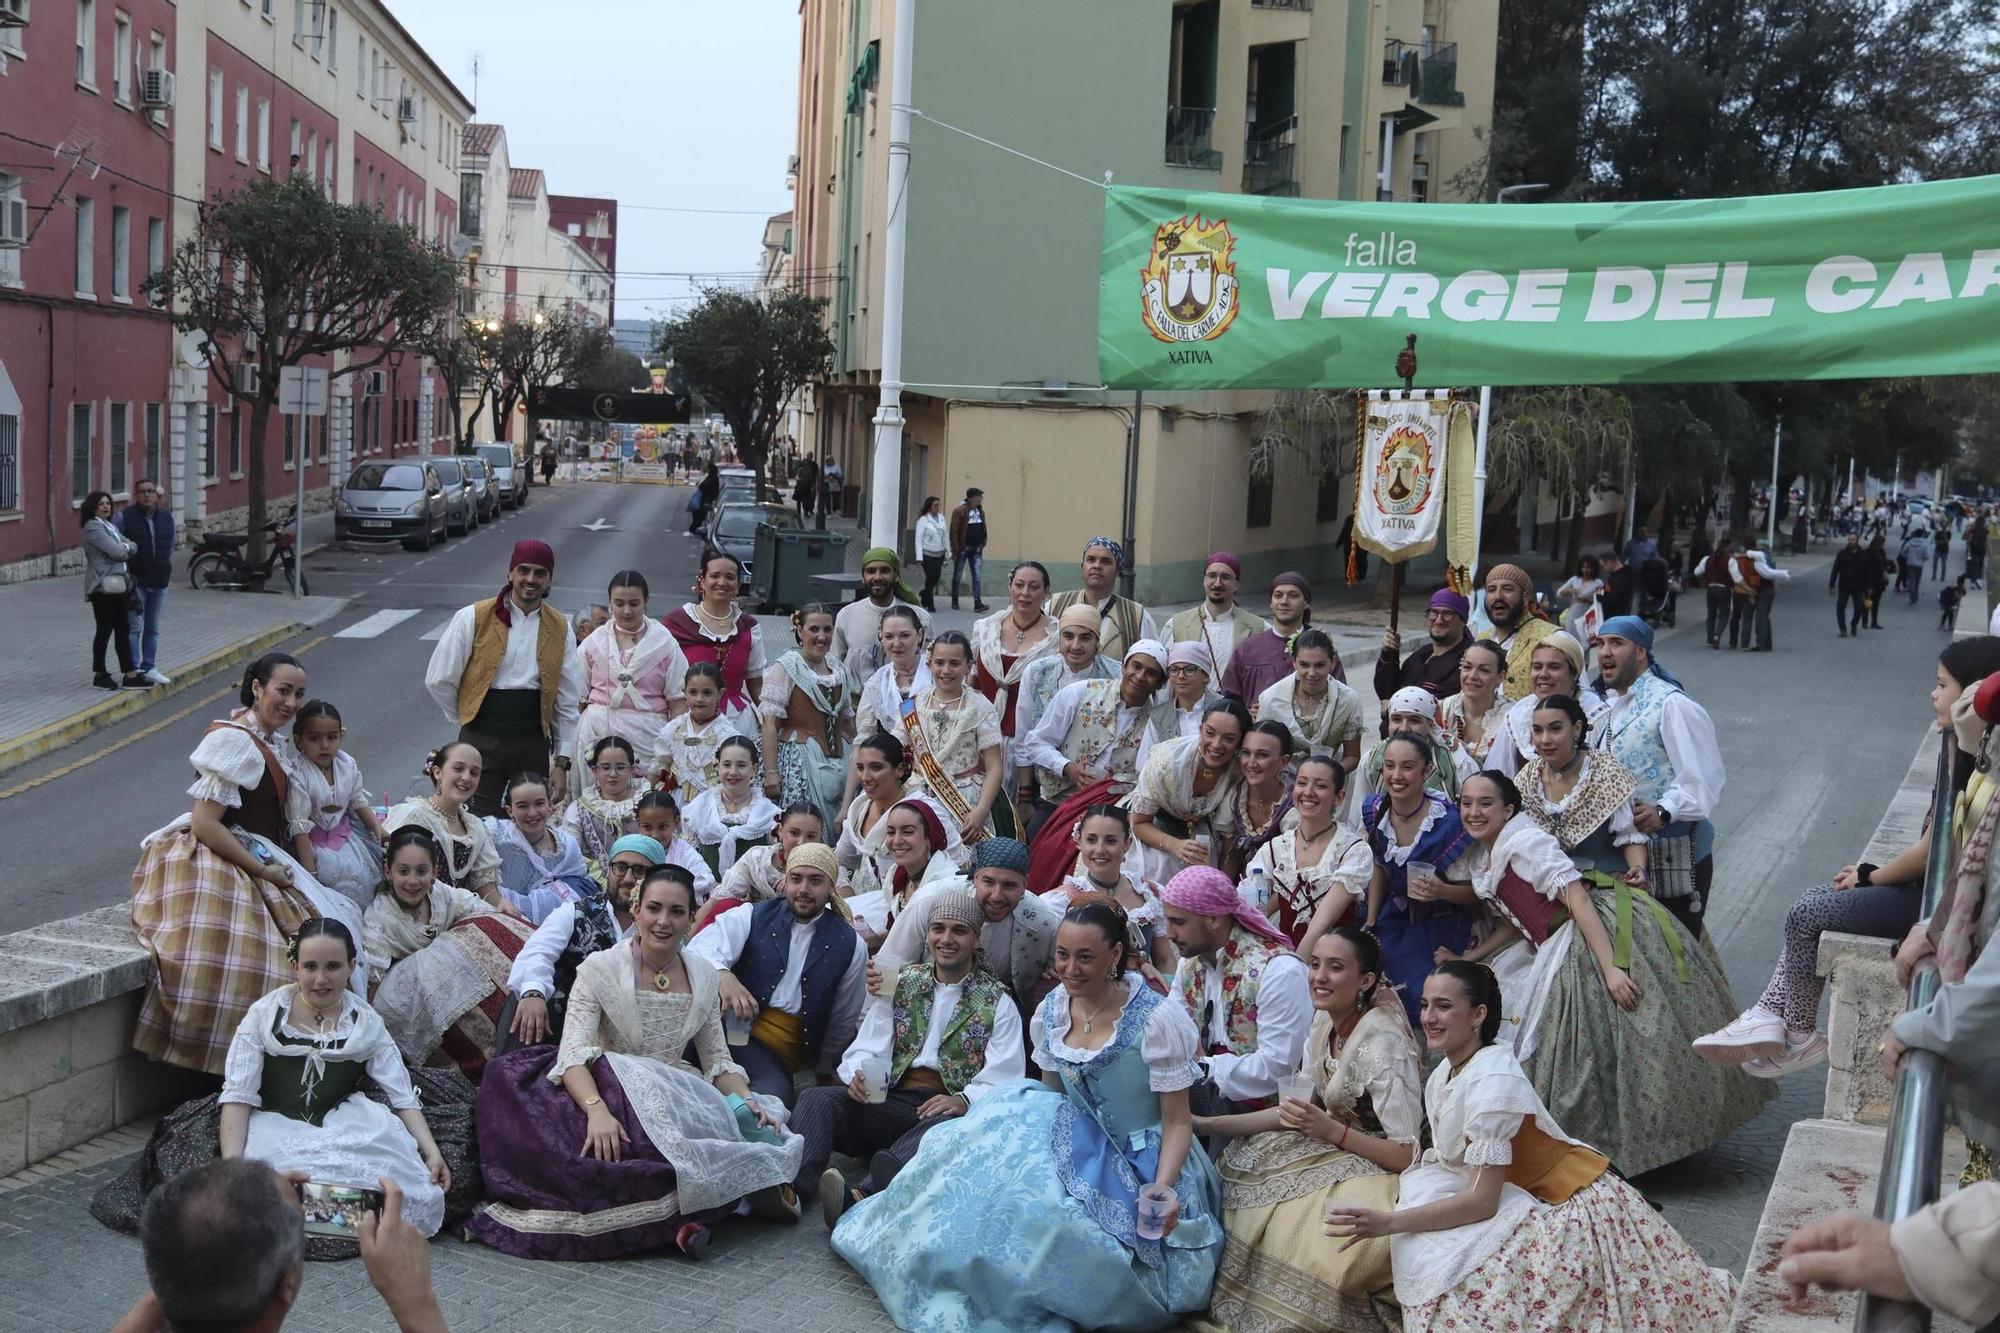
left=1355, top=390, right=1451, bottom=562
left=1097, top=175, right=2000, bottom=389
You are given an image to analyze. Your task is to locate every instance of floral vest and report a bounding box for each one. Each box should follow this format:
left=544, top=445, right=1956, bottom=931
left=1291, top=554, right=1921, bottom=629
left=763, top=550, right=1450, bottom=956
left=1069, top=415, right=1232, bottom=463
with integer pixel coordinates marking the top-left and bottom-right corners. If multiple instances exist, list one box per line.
left=1175, top=925, right=1278, bottom=1056
left=1601, top=672, right=1678, bottom=807
left=1038, top=678, right=1145, bottom=803
left=889, top=964, right=1006, bottom=1094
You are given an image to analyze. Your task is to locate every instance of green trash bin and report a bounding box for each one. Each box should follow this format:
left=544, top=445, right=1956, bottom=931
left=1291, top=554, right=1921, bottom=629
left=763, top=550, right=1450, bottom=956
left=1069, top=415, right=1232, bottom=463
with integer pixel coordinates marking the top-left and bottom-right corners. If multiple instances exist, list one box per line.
left=753, top=525, right=851, bottom=612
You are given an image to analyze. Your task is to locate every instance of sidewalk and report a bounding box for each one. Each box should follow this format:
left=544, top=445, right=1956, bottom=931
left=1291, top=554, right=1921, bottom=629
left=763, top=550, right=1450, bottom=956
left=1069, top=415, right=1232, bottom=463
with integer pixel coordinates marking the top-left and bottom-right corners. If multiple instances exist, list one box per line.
left=0, top=578, right=350, bottom=775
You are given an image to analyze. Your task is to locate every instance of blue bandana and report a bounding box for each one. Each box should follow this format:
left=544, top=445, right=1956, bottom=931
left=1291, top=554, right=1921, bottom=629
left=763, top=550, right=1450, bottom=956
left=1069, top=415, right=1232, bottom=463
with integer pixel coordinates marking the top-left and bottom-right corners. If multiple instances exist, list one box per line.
left=608, top=833, right=667, bottom=865
left=1597, top=615, right=1681, bottom=688
left=1083, top=536, right=1127, bottom=572
left=973, top=837, right=1031, bottom=876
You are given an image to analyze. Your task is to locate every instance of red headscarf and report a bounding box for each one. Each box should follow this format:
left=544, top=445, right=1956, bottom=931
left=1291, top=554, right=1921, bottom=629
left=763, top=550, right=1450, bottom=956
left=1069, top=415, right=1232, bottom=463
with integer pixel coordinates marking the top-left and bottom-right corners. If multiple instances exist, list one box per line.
left=889, top=798, right=949, bottom=901
left=496, top=540, right=557, bottom=625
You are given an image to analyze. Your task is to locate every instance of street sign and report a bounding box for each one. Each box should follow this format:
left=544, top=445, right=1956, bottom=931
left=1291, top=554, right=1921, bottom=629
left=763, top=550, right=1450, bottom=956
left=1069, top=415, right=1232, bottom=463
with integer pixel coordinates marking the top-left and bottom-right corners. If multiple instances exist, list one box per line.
left=278, top=366, right=330, bottom=416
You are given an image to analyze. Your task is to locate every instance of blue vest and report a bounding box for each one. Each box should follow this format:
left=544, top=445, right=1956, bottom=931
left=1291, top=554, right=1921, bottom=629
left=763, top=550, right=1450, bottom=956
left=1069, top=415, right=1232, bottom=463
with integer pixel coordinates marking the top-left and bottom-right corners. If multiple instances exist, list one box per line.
left=1601, top=671, right=1678, bottom=806
left=736, top=896, right=857, bottom=1062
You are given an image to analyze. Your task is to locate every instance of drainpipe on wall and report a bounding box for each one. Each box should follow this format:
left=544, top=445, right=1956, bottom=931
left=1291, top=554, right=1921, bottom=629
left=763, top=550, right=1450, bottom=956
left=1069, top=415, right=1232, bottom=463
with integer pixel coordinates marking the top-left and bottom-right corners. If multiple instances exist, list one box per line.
left=44, top=308, right=57, bottom=576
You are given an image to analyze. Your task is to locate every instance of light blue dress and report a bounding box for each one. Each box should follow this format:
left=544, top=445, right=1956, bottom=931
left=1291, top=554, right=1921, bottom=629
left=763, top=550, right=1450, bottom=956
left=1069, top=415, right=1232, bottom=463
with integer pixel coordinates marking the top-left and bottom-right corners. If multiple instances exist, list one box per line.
left=831, top=974, right=1224, bottom=1332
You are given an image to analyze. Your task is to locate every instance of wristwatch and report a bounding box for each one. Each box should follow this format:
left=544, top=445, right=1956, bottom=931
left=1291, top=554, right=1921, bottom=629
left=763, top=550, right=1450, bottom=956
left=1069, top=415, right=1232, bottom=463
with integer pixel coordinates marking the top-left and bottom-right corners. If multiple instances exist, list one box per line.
left=553, top=756, right=573, bottom=771
left=1856, top=862, right=1878, bottom=887
left=521, top=989, right=545, bottom=1001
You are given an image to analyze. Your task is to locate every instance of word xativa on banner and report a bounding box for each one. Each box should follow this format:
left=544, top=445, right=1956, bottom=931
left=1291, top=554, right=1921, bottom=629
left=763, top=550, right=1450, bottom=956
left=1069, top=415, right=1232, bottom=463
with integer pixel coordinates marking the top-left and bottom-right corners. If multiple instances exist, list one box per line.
left=1097, top=174, right=2000, bottom=389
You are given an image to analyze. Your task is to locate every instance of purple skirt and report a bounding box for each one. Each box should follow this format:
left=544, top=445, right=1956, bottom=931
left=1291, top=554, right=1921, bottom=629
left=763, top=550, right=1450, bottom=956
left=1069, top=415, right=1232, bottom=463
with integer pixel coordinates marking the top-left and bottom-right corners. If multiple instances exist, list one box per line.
left=463, top=1046, right=734, bottom=1260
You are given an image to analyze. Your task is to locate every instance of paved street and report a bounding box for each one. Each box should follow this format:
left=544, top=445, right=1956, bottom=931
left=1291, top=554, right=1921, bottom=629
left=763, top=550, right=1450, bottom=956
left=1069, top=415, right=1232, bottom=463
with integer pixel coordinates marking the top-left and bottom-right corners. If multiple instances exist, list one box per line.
left=0, top=504, right=1952, bottom=1329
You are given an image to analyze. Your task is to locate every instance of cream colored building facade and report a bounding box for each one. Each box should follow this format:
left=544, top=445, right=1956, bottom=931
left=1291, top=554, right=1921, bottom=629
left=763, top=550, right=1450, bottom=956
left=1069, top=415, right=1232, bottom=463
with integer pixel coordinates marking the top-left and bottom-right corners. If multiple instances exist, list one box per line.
left=791, top=0, right=1496, bottom=599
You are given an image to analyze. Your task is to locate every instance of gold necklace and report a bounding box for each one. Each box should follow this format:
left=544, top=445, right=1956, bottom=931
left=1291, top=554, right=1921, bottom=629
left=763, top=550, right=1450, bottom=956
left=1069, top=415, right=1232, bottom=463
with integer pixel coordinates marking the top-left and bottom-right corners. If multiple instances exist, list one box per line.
left=1075, top=983, right=1123, bottom=1035
left=643, top=948, right=678, bottom=992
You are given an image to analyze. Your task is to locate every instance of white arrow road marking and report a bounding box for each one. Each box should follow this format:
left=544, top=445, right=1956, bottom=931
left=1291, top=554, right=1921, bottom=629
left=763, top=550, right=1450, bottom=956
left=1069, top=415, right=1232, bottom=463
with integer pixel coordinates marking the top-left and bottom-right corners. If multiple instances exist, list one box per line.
left=334, top=608, right=421, bottom=639
left=582, top=518, right=615, bottom=531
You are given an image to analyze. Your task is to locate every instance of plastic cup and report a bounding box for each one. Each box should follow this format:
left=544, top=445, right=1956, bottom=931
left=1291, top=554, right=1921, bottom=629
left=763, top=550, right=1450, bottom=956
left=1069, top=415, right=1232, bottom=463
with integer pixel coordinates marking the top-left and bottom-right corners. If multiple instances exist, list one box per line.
left=871, top=952, right=907, bottom=999
left=723, top=1007, right=753, bottom=1048
left=1405, top=860, right=1437, bottom=897
left=859, top=1056, right=890, bottom=1104
left=1136, top=1184, right=1173, bottom=1240
left=1278, top=1074, right=1315, bottom=1107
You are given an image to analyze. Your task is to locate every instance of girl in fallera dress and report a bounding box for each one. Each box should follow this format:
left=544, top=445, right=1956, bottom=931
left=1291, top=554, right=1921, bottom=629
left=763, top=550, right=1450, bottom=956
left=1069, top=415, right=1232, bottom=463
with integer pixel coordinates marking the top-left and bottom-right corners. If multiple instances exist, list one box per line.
left=758, top=602, right=855, bottom=836
left=289, top=700, right=385, bottom=913
left=1255, top=629, right=1366, bottom=772
left=836, top=732, right=966, bottom=905
left=852, top=605, right=931, bottom=744
left=1129, top=698, right=1249, bottom=883
left=574, top=570, right=688, bottom=793
left=1362, top=733, right=1481, bottom=1028
left=384, top=742, right=504, bottom=904
left=1485, top=631, right=1607, bottom=776
left=832, top=896, right=1224, bottom=1330
left=685, top=735, right=781, bottom=879
left=1261, top=753, right=1377, bottom=955
left=657, top=662, right=733, bottom=804
left=631, top=790, right=719, bottom=903
left=1041, top=804, right=1175, bottom=976
left=697, top=802, right=826, bottom=931
left=1441, top=640, right=1510, bottom=771
left=561, top=735, right=650, bottom=880
left=486, top=772, right=595, bottom=924
left=1327, top=962, right=1734, bottom=1331
left=849, top=798, right=964, bottom=944
left=897, top=631, right=1006, bottom=841
left=1222, top=719, right=1295, bottom=878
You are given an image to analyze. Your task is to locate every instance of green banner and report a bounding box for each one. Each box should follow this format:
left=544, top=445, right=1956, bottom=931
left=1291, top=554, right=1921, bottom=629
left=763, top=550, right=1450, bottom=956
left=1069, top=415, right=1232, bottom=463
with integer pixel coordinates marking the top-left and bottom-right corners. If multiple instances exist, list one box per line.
left=1098, top=176, right=2000, bottom=389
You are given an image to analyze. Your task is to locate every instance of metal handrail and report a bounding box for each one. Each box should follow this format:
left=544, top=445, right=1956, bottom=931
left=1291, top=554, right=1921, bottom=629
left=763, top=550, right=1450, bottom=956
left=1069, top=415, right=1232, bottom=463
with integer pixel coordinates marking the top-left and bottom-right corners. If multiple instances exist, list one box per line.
left=1856, top=734, right=1962, bottom=1332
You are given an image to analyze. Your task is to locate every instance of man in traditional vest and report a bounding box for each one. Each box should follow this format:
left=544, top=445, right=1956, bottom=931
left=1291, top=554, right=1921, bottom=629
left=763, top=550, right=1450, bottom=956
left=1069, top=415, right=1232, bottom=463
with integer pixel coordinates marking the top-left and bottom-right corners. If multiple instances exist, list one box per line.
left=795, top=885, right=1024, bottom=1226
left=1016, top=640, right=1167, bottom=857
left=876, top=838, right=1060, bottom=1011
left=691, top=843, right=867, bottom=1108
left=1048, top=536, right=1156, bottom=662
left=424, top=540, right=584, bottom=816
left=1595, top=615, right=1726, bottom=938
left=1163, top=550, right=1266, bottom=687
left=1479, top=562, right=1558, bottom=701
left=1159, top=865, right=1310, bottom=1114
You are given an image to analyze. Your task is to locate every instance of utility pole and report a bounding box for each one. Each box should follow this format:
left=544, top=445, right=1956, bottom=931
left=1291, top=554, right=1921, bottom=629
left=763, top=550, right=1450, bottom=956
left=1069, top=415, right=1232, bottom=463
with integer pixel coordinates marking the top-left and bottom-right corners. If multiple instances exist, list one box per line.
left=868, top=0, right=916, bottom=552
left=1767, top=416, right=1783, bottom=551
left=1469, top=183, right=1548, bottom=584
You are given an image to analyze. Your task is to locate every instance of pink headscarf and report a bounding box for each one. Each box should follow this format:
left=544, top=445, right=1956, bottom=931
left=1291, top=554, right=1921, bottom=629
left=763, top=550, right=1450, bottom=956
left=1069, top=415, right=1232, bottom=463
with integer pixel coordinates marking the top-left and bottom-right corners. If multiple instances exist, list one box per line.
left=1160, top=866, right=1290, bottom=947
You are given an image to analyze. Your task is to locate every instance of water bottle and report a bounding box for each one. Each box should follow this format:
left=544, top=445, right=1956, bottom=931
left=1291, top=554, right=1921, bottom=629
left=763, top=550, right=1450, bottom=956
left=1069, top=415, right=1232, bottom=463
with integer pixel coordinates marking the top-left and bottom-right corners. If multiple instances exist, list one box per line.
left=1247, top=866, right=1271, bottom=914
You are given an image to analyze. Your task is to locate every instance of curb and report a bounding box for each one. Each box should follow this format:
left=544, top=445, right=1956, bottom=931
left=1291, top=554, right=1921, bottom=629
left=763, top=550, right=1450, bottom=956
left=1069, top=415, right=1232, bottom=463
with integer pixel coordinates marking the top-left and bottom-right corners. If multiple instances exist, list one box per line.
left=0, top=619, right=313, bottom=777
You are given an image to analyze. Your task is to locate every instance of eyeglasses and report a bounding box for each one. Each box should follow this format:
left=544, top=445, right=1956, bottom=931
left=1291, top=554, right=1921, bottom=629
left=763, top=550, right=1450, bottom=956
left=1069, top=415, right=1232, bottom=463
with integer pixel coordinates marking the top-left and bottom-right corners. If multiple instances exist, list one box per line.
left=1166, top=664, right=1206, bottom=677
left=606, top=862, right=648, bottom=879
left=593, top=762, right=633, bottom=775
left=1425, top=610, right=1459, bottom=621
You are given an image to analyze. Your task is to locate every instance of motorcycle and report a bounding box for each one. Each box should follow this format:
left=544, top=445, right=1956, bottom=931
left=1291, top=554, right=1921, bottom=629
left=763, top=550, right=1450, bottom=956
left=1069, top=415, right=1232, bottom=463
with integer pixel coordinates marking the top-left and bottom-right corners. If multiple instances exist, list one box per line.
left=188, top=511, right=308, bottom=595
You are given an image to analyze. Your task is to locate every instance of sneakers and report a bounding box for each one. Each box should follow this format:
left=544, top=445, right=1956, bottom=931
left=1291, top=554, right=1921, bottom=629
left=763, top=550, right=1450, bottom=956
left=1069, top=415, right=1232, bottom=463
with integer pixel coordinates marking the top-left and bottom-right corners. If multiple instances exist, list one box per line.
left=1692, top=1008, right=1787, bottom=1064
left=144, top=668, right=172, bottom=685
left=92, top=673, right=120, bottom=690
left=1744, top=1030, right=1829, bottom=1079
left=122, top=673, right=152, bottom=689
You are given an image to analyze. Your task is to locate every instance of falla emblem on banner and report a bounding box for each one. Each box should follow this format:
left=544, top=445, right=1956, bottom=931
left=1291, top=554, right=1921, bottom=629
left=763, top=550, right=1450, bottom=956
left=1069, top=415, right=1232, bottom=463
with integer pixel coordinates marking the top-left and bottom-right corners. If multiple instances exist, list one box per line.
left=1140, top=215, right=1240, bottom=348
left=1372, top=419, right=1435, bottom=518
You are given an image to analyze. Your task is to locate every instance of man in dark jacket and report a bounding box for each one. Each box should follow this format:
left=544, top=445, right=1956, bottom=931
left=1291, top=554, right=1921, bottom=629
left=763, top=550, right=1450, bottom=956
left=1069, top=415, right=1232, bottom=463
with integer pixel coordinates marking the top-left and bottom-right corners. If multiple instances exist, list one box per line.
left=1373, top=587, right=1469, bottom=727
left=116, top=478, right=175, bottom=684
left=1830, top=533, right=1872, bottom=638
left=947, top=487, right=988, bottom=612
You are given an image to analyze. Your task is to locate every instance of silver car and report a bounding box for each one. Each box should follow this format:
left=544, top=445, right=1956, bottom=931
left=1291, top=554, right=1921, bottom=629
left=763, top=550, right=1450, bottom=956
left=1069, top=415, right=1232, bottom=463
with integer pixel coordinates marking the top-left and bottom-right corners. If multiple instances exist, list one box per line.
left=474, top=443, right=528, bottom=508
left=465, top=457, right=500, bottom=523
left=412, top=455, right=477, bottom=536
left=334, top=460, right=450, bottom=551
left=705, top=501, right=799, bottom=576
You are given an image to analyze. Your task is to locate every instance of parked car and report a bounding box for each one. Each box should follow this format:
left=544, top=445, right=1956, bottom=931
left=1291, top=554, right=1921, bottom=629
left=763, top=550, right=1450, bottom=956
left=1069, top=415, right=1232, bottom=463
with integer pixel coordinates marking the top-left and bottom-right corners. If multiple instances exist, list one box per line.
left=334, top=460, right=449, bottom=551
left=474, top=443, right=528, bottom=508
left=704, top=501, right=799, bottom=577
left=717, top=466, right=760, bottom=507
left=465, top=456, right=501, bottom=523
left=413, top=455, right=477, bottom=536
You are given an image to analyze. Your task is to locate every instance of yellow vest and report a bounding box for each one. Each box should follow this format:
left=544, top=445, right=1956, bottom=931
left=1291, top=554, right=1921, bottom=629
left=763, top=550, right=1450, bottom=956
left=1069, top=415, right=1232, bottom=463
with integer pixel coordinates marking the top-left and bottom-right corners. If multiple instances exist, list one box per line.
left=455, top=599, right=567, bottom=733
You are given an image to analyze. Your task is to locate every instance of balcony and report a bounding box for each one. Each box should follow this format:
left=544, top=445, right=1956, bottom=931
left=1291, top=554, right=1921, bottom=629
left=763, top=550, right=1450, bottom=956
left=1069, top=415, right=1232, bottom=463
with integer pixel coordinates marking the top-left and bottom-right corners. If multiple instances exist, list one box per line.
left=1382, top=39, right=1465, bottom=107
left=1244, top=117, right=1300, bottom=196
left=1166, top=106, right=1223, bottom=170
left=1250, top=0, right=1313, bottom=8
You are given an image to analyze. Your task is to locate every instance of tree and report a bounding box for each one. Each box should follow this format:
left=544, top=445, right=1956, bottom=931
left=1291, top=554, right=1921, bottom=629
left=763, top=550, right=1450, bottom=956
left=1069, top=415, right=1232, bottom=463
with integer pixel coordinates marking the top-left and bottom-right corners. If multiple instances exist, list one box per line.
left=149, top=177, right=457, bottom=558
left=490, top=304, right=605, bottom=453
left=660, top=289, right=835, bottom=498
left=575, top=343, right=648, bottom=396
left=1487, top=386, right=1635, bottom=569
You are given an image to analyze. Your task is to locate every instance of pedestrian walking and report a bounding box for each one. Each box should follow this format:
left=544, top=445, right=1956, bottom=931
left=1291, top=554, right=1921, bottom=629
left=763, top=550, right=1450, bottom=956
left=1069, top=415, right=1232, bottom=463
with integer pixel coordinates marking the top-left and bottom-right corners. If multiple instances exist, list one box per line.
left=792, top=455, right=819, bottom=523
left=1865, top=533, right=1891, bottom=628
left=1934, top=525, right=1952, bottom=582
left=687, top=462, right=720, bottom=535
left=538, top=441, right=556, bottom=486
left=1830, top=533, right=1872, bottom=638
left=80, top=491, right=147, bottom=690
left=948, top=486, right=989, bottom=612
left=1900, top=529, right=1933, bottom=604
left=117, top=477, right=175, bottom=684
left=1965, top=516, right=1987, bottom=588
left=822, top=458, right=844, bottom=517
left=1738, top=542, right=1791, bottom=651
left=1699, top=536, right=1735, bottom=648
left=1940, top=577, right=1967, bottom=632
left=914, top=496, right=948, bottom=612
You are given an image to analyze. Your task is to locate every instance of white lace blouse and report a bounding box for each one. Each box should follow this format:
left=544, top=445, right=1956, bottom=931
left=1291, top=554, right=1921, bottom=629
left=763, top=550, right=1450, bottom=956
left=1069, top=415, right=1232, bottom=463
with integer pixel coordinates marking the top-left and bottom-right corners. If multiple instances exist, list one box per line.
left=552, top=945, right=745, bottom=1085
left=1030, top=976, right=1203, bottom=1093
left=186, top=717, right=314, bottom=832
left=385, top=799, right=500, bottom=890
left=219, top=998, right=419, bottom=1112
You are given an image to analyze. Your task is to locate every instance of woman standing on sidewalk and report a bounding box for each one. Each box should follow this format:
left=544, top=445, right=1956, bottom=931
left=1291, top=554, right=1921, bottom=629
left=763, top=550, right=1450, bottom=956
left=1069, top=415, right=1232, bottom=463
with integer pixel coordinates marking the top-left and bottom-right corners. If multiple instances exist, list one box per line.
left=914, top=497, right=948, bottom=612
left=81, top=491, right=147, bottom=690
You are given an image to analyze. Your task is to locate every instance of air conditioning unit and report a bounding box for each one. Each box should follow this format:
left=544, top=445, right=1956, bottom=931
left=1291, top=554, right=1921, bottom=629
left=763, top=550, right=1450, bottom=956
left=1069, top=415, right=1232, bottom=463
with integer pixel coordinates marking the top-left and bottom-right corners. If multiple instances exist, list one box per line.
left=139, top=68, right=174, bottom=109
left=233, top=363, right=259, bottom=394
left=365, top=369, right=386, bottom=396
left=0, top=0, right=25, bottom=29
left=0, top=192, right=24, bottom=247
left=396, top=96, right=416, bottom=123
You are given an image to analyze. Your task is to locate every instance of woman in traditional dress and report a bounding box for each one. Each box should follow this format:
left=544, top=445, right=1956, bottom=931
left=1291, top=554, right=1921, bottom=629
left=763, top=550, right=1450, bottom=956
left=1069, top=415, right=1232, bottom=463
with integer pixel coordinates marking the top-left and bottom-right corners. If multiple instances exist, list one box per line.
left=896, top=631, right=1006, bottom=841
left=1129, top=698, right=1249, bottom=883
left=1222, top=719, right=1295, bottom=879
left=1196, top=927, right=1422, bottom=1333
left=758, top=602, right=854, bottom=834
left=1042, top=804, right=1174, bottom=975
left=467, top=865, right=806, bottom=1261
left=661, top=549, right=767, bottom=739
left=1257, top=629, right=1365, bottom=773
left=1485, top=630, right=1607, bottom=776
left=131, top=652, right=371, bottom=1074
left=364, top=828, right=533, bottom=1081
left=972, top=561, right=1057, bottom=796
left=1441, top=639, right=1510, bottom=771
left=289, top=700, right=385, bottom=912
left=853, top=605, right=931, bottom=744
left=486, top=772, right=595, bottom=923
left=832, top=896, right=1224, bottom=1330
left=657, top=662, right=733, bottom=805
left=697, top=803, right=825, bottom=931
left=1469, top=723, right=1770, bottom=1176
left=574, top=570, right=688, bottom=792
left=503, top=834, right=663, bottom=1051
left=847, top=798, right=964, bottom=944
left=1352, top=687, right=1471, bottom=820
left=631, top=790, right=721, bottom=902
left=558, top=735, right=650, bottom=881
left=384, top=742, right=504, bottom=904
left=1258, top=754, right=1377, bottom=955
left=1362, top=733, right=1480, bottom=1028
left=1326, top=962, right=1734, bottom=1331
left=686, top=735, right=781, bottom=880
left=1146, top=642, right=1221, bottom=754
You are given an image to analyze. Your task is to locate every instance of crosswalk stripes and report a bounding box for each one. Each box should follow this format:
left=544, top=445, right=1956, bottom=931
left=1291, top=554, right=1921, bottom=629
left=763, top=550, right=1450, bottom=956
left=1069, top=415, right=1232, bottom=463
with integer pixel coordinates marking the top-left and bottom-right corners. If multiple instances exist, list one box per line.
left=332, top=608, right=421, bottom=640
left=419, top=619, right=451, bottom=642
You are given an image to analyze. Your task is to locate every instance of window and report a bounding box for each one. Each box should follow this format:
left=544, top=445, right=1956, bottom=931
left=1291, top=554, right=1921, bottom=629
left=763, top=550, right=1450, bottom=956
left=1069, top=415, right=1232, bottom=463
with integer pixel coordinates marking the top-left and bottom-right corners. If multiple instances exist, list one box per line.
left=0, top=410, right=17, bottom=511
left=235, top=85, right=249, bottom=161
left=288, top=118, right=300, bottom=173
left=144, top=402, right=162, bottom=481
left=76, top=0, right=97, bottom=88
left=227, top=407, right=242, bottom=475
left=256, top=98, right=271, bottom=172
left=0, top=0, right=23, bottom=57
left=143, top=215, right=163, bottom=293
left=356, top=36, right=366, bottom=93
left=109, top=401, right=128, bottom=492
left=1316, top=466, right=1341, bottom=523
left=282, top=411, right=294, bottom=466
left=73, top=195, right=95, bottom=296
left=323, top=142, right=335, bottom=197
left=317, top=413, right=328, bottom=461
left=110, top=204, right=129, bottom=299
left=203, top=404, right=217, bottom=480
left=326, top=8, right=338, bottom=69
left=111, top=11, right=131, bottom=102
left=291, top=0, right=304, bottom=46
left=459, top=173, right=481, bottom=234
left=1246, top=470, right=1273, bottom=529
left=71, top=402, right=93, bottom=499
left=0, top=173, right=22, bottom=287
left=208, top=71, right=224, bottom=149
left=260, top=0, right=273, bottom=19
left=305, top=129, right=319, bottom=185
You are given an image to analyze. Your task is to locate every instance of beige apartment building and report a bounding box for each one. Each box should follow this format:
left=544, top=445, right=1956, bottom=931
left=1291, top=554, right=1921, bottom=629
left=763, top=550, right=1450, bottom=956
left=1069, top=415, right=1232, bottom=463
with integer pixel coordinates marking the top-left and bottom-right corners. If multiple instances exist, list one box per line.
left=789, top=0, right=1496, bottom=598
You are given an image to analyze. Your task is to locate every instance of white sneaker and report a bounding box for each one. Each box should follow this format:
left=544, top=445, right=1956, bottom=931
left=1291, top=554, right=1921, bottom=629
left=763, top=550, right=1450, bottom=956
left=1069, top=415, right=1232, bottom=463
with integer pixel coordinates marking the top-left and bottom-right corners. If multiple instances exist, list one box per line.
left=1743, top=1030, right=1828, bottom=1079
left=1692, top=1008, right=1787, bottom=1064
left=144, top=668, right=172, bottom=685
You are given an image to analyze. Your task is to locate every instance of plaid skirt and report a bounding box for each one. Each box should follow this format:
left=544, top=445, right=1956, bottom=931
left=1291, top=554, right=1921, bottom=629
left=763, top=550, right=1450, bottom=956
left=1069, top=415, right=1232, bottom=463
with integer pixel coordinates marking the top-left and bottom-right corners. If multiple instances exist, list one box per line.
left=131, top=828, right=330, bottom=1075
